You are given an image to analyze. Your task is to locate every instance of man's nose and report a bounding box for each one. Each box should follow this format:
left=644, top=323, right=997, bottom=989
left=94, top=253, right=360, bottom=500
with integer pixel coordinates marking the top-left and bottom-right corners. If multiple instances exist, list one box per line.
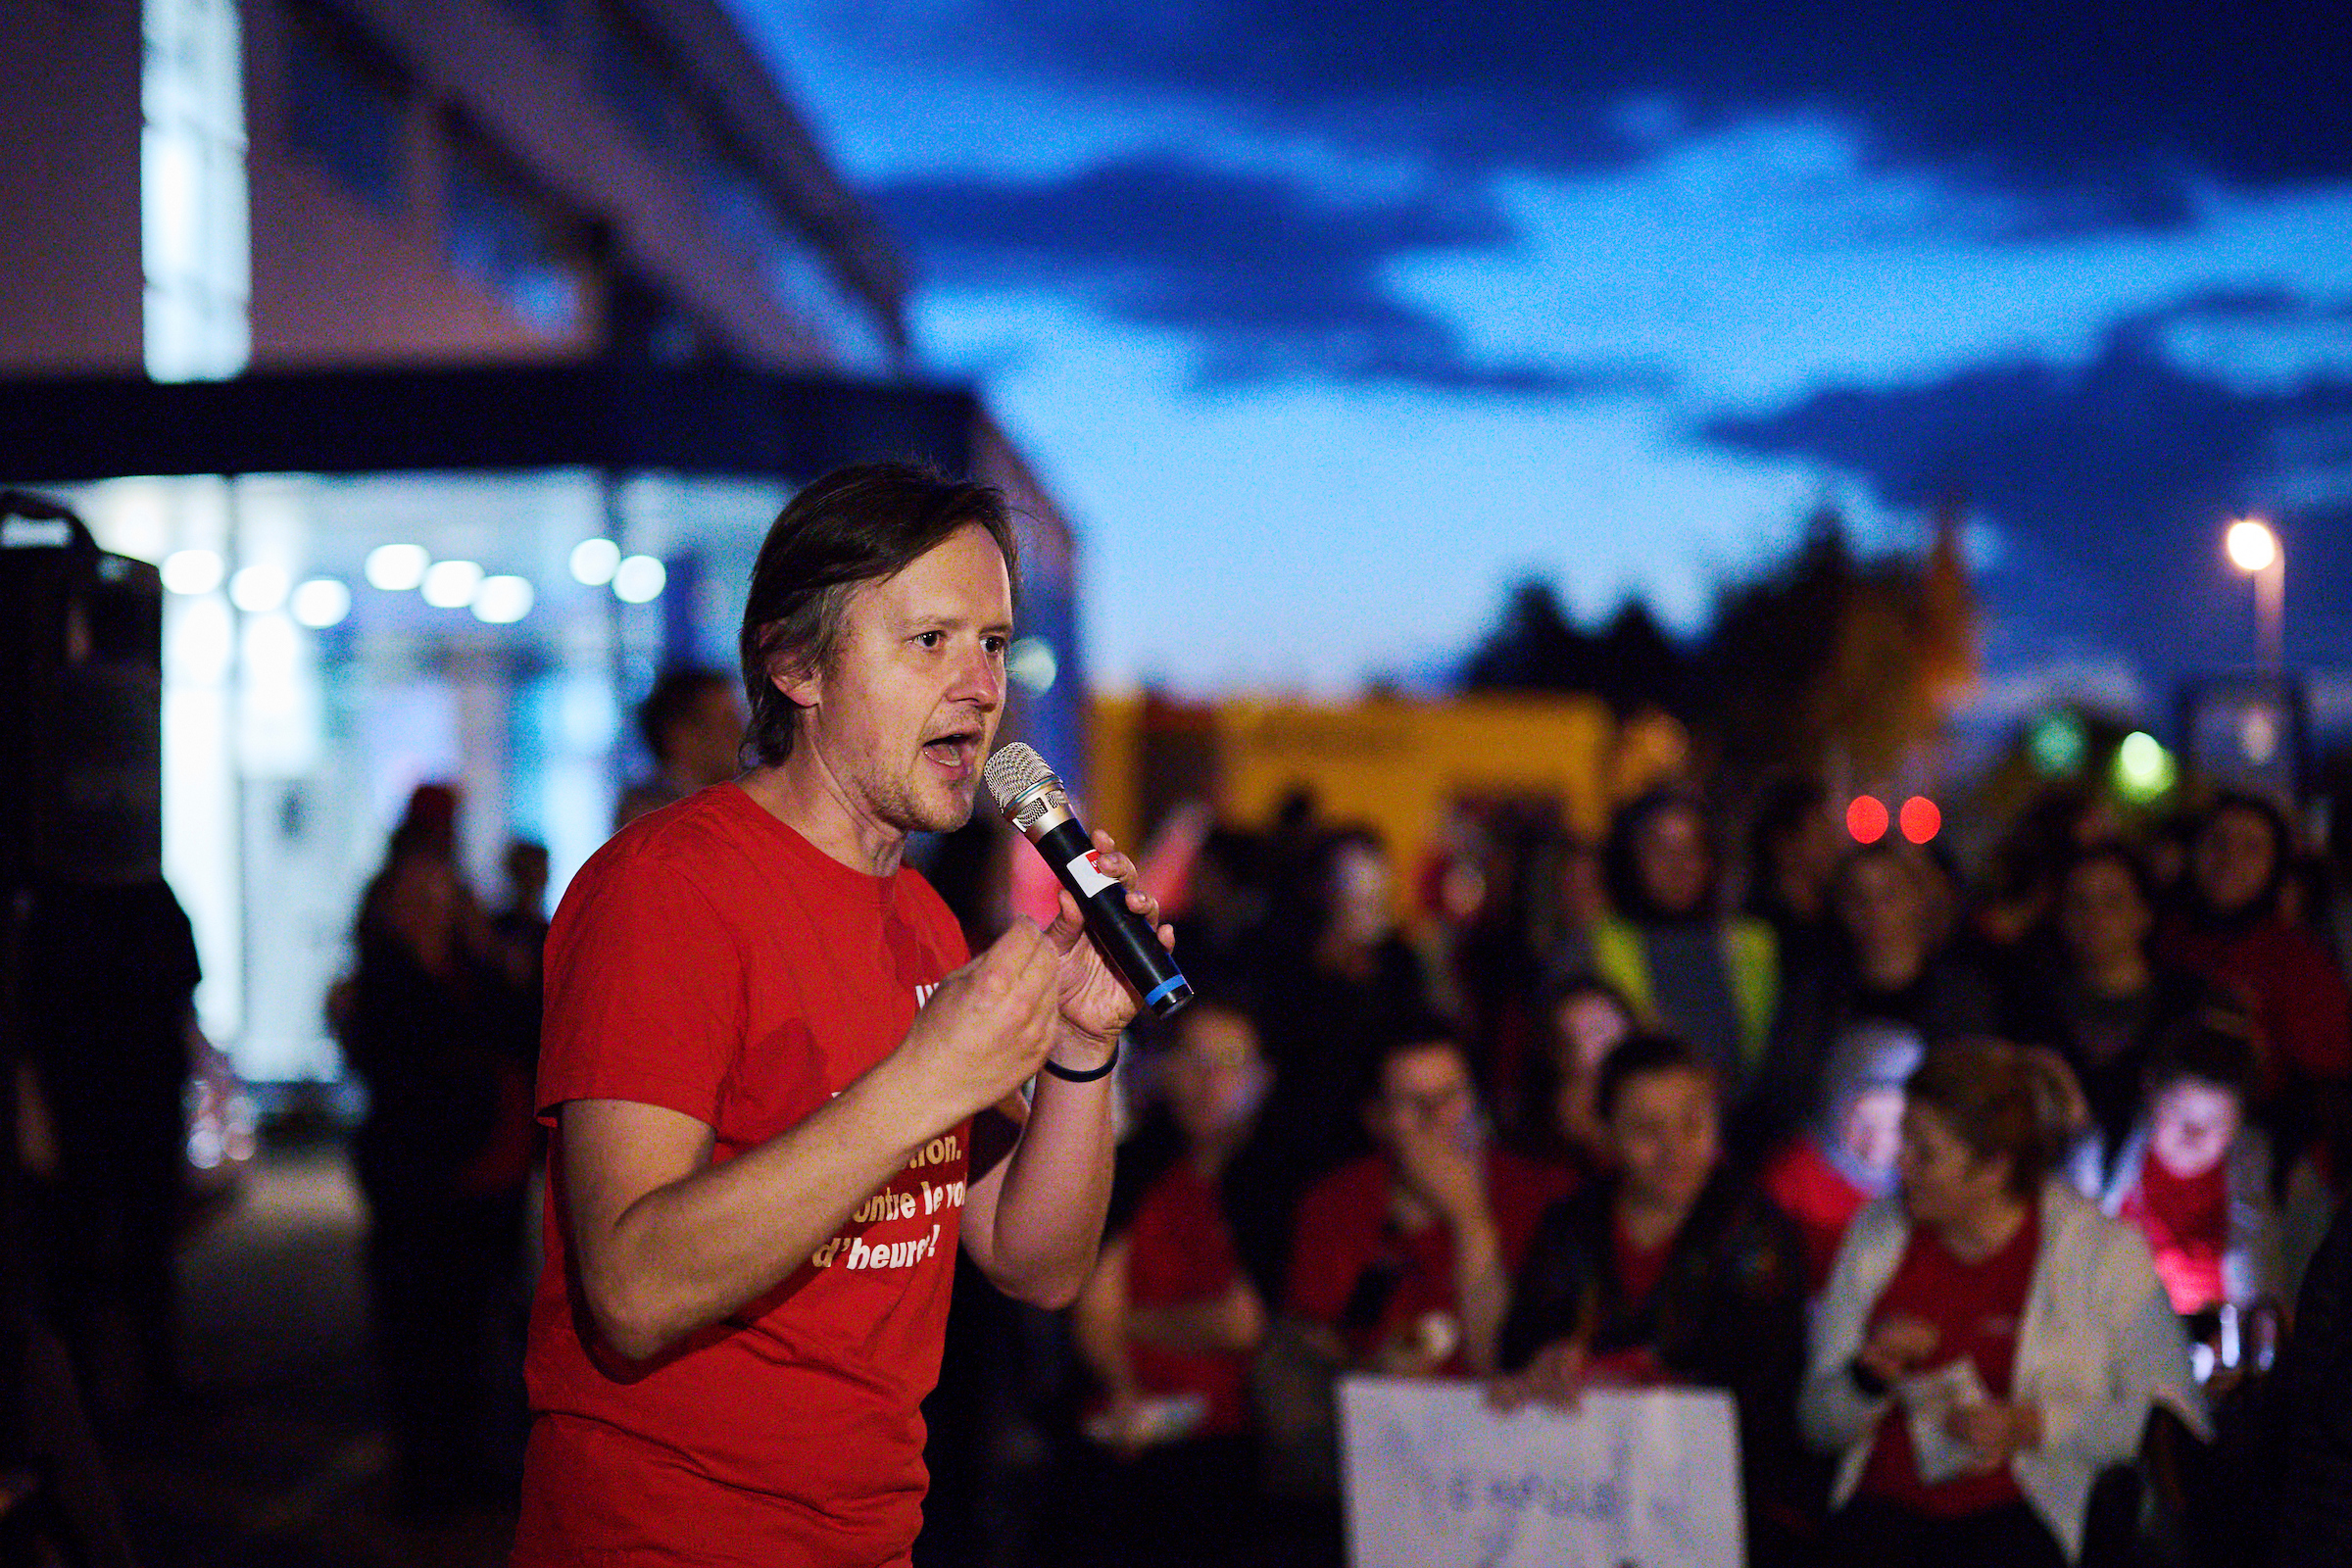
left=949, top=639, right=1004, bottom=708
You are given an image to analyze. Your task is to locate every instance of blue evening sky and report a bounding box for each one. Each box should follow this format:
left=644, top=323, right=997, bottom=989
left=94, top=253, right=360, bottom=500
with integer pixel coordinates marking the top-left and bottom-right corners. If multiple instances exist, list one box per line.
left=724, top=1, right=2352, bottom=715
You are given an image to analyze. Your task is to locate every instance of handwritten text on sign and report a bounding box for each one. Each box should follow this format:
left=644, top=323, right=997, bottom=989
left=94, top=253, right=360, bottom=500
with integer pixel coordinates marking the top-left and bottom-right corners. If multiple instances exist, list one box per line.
left=1339, top=1377, right=1743, bottom=1568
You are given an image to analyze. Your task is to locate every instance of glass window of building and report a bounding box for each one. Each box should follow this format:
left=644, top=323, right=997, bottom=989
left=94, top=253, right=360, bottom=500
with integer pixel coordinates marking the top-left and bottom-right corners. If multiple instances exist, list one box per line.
left=282, top=5, right=406, bottom=216
left=590, top=1, right=680, bottom=151
left=690, top=126, right=898, bottom=374
left=442, top=120, right=587, bottom=336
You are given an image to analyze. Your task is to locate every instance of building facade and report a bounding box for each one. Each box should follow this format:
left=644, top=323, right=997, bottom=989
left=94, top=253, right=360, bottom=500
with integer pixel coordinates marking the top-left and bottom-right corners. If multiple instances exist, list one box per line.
left=1, top=0, right=1084, bottom=1082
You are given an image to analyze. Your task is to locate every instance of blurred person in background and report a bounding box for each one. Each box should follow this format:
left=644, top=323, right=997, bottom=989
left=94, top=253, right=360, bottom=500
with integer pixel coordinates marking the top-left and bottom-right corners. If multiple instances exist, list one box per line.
left=1759, top=1022, right=1924, bottom=1294
left=1252, top=828, right=1432, bottom=1200
left=1283, top=1021, right=1566, bottom=1383
left=339, top=784, right=538, bottom=1515
left=1747, top=777, right=1843, bottom=990
left=1750, top=839, right=1995, bottom=1156
left=1163, top=826, right=1272, bottom=1003
left=2263, top=1200, right=2352, bottom=1568
left=490, top=838, right=552, bottom=1076
left=2008, top=841, right=2215, bottom=1172
left=1800, top=1040, right=2205, bottom=1568
left=1523, top=973, right=1636, bottom=1171
left=1559, top=790, right=1777, bottom=1097
left=2081, top=1011, right=2280, bottom=1324
left=1493, top=1032, right=1811, bottom=1564
left=18, top=876, right=200, bottom=1421
left=2157, top=791, right=2351, bottom=1164
left=613, top=666, right=747, bottom=830
left=1070, top=1000, right=1272, bottom=1567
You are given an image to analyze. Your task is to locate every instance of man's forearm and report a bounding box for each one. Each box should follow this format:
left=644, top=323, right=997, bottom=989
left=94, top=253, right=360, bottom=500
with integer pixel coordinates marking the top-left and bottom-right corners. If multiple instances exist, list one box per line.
left=572, top=1054, right=958, bottom=1359
left=973, top=1056, right=1117, bottom=1306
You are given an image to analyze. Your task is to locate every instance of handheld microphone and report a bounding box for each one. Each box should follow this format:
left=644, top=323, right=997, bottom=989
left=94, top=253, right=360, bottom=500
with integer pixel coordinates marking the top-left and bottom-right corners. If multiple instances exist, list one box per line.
left=984, top=743, right=1192, bottom=1019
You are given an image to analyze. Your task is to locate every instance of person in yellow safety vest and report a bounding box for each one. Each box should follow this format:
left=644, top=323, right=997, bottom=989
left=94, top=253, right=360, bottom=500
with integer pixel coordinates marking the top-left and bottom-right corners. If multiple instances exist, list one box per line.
left=1555, top=790, right=1779, bottom=1092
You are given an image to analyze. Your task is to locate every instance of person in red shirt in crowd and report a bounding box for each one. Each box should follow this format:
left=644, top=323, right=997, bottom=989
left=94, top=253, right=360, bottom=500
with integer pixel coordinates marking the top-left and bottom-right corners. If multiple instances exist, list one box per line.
left=1760, top=1022, right=1923, bottom=1293
left=2089, top=1011, right=2281, bottom=1320
left=2158, top=792, right=2352, bottom=1147
left=513, top=464, right=1171, bottom=1568
left=1491, top=1034, right=1812, bottom=1565
left=1070, top=999, right=1272, bottom=1566
left=1285, top=1018, right=1568, bottom=1380
left=1801, top=1041, right=2205, bottom=1568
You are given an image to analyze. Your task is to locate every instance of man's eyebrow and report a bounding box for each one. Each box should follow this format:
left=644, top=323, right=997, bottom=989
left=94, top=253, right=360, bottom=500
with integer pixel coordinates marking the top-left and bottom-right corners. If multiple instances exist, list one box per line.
left=897, top=608, right=1016, bottom=636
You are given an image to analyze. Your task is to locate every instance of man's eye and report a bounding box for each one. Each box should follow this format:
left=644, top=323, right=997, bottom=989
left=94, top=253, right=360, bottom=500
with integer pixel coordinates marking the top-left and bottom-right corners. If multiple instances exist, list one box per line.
left=914, top=631, right=943, bottom=648
left=983, top=637, right=1008, bottom=656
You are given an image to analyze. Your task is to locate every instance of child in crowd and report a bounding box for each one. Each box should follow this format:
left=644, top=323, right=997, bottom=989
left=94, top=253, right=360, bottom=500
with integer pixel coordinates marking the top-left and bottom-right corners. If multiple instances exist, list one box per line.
left=2082, top=1010, right=2280, bottom=1321
left=1759, top=1022, right=1924, bottom=1293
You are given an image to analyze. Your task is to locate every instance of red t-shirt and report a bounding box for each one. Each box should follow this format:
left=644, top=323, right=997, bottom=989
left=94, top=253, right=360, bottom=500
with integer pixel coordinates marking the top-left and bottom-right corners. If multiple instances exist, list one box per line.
left=1122, top=1160, right=1251, bottom=1435
left=513, top=785, right=972, bottom=1568
left=1857, top=1205, right=2039, bottom=1518
left=1611, top=1216, right=1673, bottom=1310
left=1758, top=1137, right=1873, bottom=1293
left=1286, top=1150, right=1569, bottom=1373
left=2119, top=1149, right=2229, bottom=1314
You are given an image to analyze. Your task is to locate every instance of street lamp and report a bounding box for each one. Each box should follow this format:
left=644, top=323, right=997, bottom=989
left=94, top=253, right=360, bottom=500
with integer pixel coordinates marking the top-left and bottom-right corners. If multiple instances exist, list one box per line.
left=2224, top=517, right=2284, bottom=672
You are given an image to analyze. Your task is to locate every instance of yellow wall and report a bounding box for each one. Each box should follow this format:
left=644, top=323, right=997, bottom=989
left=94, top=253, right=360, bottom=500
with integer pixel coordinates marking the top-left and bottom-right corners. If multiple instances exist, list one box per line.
left=1215, top=695, right=1617, bottom=877
left=1091, top=691, right=1630, bottom=904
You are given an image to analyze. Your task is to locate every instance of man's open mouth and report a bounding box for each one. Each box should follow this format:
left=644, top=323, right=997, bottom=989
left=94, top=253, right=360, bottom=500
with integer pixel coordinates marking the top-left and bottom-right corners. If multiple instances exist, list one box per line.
left=922, top=730, right=979, bottom=771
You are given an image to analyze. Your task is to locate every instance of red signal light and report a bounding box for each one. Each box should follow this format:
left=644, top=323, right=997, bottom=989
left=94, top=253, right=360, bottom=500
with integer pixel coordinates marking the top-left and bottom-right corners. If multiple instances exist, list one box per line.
left=1900, top=796, right=1941, bottom=844
left=1846, top=796, right=1888, bottom=843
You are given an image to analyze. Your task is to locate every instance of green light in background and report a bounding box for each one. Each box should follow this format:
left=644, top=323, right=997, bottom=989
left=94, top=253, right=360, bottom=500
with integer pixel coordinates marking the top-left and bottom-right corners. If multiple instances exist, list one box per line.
left=2027, top=712, right=2088, bottom=777
left=2114, top=730, right=2177, bottom=802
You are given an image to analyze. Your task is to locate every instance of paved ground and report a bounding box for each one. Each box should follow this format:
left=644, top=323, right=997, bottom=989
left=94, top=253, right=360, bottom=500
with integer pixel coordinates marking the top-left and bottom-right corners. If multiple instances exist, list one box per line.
left=108, top=1147, right=520, bottom=1568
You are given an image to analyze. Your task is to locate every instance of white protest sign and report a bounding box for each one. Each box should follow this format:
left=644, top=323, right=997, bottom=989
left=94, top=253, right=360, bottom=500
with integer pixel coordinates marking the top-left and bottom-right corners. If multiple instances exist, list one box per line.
left=1340, top=1376, right=1744, bottom=1568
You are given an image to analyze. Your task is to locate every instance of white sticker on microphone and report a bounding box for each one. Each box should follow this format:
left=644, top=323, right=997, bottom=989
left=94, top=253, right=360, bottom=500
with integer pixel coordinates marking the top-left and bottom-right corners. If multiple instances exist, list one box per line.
left=1065, top=848, right=1118, bottom=898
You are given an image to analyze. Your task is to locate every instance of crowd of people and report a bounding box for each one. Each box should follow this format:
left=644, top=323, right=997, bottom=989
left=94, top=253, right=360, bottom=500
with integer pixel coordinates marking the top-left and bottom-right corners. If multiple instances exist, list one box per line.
left=1063, top=777, right=2352, bottom=1567
left=62, top=653, right=2344, bottom=1564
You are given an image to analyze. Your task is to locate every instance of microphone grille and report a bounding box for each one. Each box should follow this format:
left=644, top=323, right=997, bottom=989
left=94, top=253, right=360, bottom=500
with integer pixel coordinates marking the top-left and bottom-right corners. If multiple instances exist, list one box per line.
left=983, top=743, right=1057, bottom=814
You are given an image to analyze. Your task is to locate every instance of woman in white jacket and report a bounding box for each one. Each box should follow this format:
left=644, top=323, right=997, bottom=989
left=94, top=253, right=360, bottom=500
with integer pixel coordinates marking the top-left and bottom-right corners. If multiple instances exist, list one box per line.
left=1799, top=1041, right=2207, bottom=1567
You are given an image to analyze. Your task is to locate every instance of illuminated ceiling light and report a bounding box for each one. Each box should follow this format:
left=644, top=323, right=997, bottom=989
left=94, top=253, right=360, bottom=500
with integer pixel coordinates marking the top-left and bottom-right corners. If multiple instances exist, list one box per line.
left=228, top=562, right=288, bottom=613
left=2114, top=730, right=2176, bottom=802
left=162, top=548, right=224, bottom=595
left=471, top=574, right=535, bottom=624
left=1846, top=796, right=1888, bottom=844
left=365, top=542, right=429, bottom=591
left=569, top=537, right=620, bottom=585
left=421, top=559, right=485, bottom=608
left=1899, top=797, right=1941, bottom=844
left=289, top=577, right=351, bottom=628
left=2225, top=517, right=2278, bottom=575
left=1006, top=636, right=1058, bottom=695
left=612, top=554, right=666, bottom=603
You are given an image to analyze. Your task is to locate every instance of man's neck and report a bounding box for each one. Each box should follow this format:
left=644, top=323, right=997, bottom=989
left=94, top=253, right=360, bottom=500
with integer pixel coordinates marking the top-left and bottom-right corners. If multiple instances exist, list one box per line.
left=737, top=753, right=906, bottom=879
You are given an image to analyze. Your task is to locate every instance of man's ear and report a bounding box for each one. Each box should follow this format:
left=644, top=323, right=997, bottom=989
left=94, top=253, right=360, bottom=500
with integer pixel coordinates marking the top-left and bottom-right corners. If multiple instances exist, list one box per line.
left=770, top=657, right=822, bottom=716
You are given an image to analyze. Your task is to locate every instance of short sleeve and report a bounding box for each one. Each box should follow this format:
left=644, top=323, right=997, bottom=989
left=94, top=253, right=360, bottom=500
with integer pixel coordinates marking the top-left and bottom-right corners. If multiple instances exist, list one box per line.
left=538, top=851, right=746, bottom=1127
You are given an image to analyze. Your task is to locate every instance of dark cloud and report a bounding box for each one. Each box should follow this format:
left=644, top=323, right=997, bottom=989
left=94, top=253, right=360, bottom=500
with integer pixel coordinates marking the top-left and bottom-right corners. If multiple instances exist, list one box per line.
left=804, top=0, right=2351, bottom=237
left=873, top=153, right=1670, bottom=391
left=1701, top=297, right=2352, bottom=674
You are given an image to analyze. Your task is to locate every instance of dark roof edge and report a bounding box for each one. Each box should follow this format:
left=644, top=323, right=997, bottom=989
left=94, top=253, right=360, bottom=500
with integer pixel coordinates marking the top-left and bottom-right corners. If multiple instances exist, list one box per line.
left=0, top=363, right=983, bottom=484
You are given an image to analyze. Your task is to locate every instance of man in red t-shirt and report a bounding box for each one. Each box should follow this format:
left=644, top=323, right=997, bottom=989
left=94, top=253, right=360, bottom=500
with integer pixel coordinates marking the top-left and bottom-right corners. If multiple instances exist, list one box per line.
left=514, top=465, right=1170, bottom=1568
left=1286, top=1023, right=1568, bottom=1378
